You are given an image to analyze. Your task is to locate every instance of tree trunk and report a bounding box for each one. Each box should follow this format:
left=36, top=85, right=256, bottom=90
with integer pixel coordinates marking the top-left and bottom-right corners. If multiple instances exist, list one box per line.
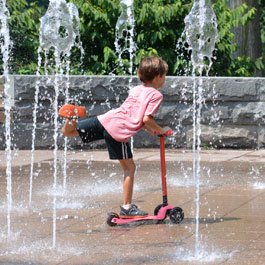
left=228, top=0, right=263, bottom=76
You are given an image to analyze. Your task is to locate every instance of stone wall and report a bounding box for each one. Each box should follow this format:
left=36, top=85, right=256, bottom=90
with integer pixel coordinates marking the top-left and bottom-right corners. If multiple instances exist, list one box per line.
left=0, top=75, right=264, bottom=150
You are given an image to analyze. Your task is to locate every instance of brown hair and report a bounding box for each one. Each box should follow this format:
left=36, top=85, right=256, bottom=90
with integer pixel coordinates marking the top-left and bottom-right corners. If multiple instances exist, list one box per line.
left=137, top=55, right=168, bottom=83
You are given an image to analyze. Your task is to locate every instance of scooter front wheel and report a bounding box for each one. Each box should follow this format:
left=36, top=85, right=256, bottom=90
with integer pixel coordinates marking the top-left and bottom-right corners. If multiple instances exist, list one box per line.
left=106, top=213, right=119, bottom=227
left=169, top=207, right=184, bottom=224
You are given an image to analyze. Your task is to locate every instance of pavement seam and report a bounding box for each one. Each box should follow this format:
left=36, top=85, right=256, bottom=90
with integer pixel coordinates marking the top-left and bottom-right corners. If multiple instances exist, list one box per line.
left=226, top=150, right=257, bottom=162
left=221, top=189, right=265, bottom=218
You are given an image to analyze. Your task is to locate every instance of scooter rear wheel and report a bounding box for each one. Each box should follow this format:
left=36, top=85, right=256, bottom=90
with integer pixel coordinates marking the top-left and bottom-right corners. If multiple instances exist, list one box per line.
left=169, top=207, right=184, bottom=224
left=106, top=213, right=119, bottom=227
left=154, top=204, right=163, bottom=216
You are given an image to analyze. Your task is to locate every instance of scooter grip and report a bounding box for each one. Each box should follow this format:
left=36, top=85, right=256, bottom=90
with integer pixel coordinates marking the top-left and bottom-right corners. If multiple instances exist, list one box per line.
left=165, top=129, right=173, bottom=136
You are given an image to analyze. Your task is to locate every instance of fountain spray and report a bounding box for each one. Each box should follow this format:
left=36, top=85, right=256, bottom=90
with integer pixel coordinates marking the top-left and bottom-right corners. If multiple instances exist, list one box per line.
left=115, top=0, right=137, bottom=151
left=0, top=0, right=12, bottom=237
left=30, top=0, right=83, bottom=248
left=115, top=0, right=137, bottom=76
left=180, top=0, right=218, bottom=256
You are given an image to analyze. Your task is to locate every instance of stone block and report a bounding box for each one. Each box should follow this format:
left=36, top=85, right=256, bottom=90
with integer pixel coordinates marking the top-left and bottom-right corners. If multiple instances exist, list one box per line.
left=0, top=84, right=3, bottom=105
left=201, top=104, right=231, bottom=125
left=258, top=81, right=265, bottom=101
left=257, top=126, right=265, bottom=148
left=0, top=111, right=5, bottom=123
left=213, top=78, right=260, bottom=102
left=232, top=102, right=265, bottom=125
left=186, top=125, right=257, bottom=149
left=0, top=105, right=13, bottom=124
left=161, top=77, right=218, bottom=103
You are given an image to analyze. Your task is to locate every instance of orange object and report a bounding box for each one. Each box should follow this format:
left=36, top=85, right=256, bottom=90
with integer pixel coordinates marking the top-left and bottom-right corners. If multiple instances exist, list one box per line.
left=59, top=104, right=86, bottom=119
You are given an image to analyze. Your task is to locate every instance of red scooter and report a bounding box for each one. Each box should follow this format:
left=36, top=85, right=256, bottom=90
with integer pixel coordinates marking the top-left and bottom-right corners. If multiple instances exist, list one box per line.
left=106, top=131, right=184, bottom=226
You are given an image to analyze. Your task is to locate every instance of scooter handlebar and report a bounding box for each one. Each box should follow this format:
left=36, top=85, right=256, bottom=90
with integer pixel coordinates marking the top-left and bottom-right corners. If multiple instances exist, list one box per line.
left=154, top=129, right=173, bottom=137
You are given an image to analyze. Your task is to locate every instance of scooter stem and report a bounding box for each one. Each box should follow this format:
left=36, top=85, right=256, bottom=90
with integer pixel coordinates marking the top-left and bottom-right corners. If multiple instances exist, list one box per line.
left=159, top=135, right=168, bottom=205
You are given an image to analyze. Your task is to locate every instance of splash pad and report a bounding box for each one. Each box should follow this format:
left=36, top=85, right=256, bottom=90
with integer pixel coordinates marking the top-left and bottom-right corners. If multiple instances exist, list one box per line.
left=0, top=0, right=265, bottom=263
left=1, top=148, right=265, bottom=263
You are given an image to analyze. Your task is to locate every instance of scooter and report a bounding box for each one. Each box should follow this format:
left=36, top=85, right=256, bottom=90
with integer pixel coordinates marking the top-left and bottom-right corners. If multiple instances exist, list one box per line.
left=106, top=130, right=184, bottom=226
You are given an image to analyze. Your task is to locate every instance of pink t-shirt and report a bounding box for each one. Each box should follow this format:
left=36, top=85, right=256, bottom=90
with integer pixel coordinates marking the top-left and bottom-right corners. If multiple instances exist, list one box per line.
left=98, top=84, right=163, bottom=142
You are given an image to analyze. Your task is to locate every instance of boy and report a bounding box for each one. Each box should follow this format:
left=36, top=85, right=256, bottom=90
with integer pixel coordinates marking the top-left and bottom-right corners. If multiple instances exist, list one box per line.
left=59, top=55, right=170, bottom=218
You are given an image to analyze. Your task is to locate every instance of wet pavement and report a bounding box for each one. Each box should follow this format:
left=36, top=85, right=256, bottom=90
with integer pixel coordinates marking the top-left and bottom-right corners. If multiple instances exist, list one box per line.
left=0, top=148, right=265, bottom=264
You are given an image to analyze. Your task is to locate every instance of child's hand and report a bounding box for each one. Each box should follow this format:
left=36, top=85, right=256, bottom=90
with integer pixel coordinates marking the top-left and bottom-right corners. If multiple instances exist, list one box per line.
left=154, top=127, right=173, bottom=136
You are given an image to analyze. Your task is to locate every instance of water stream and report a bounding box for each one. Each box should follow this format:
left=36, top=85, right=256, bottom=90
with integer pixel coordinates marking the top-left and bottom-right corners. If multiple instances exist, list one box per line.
left=30, top=0, right=83, bottom=248
left=115, top=0, right=137, bottom=150
left=180, top=0, right=218, bottom=256
left=114, top=0, right=137, bottom=76
left=0, top=0, right=12, bottom=237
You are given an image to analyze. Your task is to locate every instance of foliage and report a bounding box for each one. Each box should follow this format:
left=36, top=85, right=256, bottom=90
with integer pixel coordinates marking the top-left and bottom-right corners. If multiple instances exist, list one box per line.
left=259, top=0, right=265, bottom=42
left=3, top=0, right=265, bottom=76
left=68, top=0, right=191, bottom=75
left=68, top=0, right=120, bottom=75
left=6, top=0, right=42, bottom=74
left=259, top=0, right=265, bottom=70
left=134, top=0, right=191, bottom=75
left=28, top=0, right=49, bottom=9
left=70, top=0, right=265, bottom=76
left=210, top=0, right=259, bottom=76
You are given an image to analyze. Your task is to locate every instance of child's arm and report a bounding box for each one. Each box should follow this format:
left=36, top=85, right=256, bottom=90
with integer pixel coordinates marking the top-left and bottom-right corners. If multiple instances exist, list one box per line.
left=142, top=124, right=156, bottom=135
left=142, top=115, right=168, bottom=135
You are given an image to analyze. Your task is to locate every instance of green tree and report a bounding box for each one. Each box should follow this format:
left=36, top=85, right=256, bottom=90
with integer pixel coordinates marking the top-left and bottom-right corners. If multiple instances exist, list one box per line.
left=211, top=0, right=259, bottom=76
left=7, top=0, right=41, bottom=74
left=227, top=0, right=264, bottom=76
left=134, top=0, right=191, bottom=75
left=69, top=0, right=192, bottom=75
left=68, top=0, right=120, bottom=75
left=259, top=0, right=265, bottom=71
left=4, top=0, right=265, bottom=77
left=28, top=0, right=49, bottom=9
left=71, top=0, right=262, bottom=76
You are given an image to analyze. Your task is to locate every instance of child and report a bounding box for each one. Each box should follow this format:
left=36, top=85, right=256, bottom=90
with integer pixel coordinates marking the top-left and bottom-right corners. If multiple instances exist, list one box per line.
left=59, top=55, right=170, bottom=218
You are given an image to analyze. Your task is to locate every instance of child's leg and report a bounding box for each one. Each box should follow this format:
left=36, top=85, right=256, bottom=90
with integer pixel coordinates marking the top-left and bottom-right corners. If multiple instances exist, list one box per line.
left=62, top=119, right=79, bottom=137
left=119, top=158, right=136, bottom=205
left=119, top=158, right=148, bottom=217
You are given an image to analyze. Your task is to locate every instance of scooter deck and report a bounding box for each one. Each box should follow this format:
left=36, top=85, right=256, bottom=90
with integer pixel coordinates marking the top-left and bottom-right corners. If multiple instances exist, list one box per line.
left=109, top=205, right=174, bottom=224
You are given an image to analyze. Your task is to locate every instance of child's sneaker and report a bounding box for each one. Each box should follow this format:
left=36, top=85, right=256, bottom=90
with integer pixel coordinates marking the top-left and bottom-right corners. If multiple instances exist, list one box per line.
left=59, top=104, right=86, bottom=119
left=120, top=204, right=148, bottom=218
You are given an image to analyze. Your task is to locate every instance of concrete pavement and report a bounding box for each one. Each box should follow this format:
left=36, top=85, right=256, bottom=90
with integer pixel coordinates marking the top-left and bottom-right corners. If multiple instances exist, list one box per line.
left=0, top=148, right=264, bottom=264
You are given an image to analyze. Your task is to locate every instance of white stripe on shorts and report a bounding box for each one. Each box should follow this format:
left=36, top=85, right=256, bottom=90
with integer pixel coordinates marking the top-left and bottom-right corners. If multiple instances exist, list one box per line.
left=122, top=142, right=128, bottom=159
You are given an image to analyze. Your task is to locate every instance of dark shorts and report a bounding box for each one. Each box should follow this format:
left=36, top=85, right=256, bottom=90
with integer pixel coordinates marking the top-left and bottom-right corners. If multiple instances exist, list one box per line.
left=76, top=117, right=133, bottom=160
